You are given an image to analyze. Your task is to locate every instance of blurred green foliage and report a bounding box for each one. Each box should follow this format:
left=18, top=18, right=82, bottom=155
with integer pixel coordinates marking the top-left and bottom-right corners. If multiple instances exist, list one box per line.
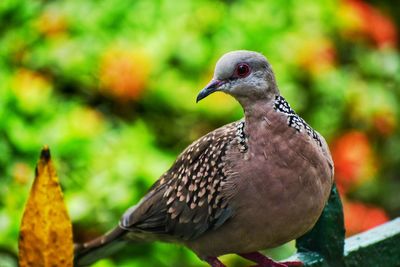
left=1, top=0, right=400, bottom=266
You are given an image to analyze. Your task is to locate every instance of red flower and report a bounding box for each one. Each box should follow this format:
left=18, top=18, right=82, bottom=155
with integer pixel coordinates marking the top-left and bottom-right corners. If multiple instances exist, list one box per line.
left=331, top=131, right=377, bottom=193
left=343, top=200, right=389, bottom=236
left=99, top=48, right=151, bottom=102
left=340, top=0, right=398, bottom=48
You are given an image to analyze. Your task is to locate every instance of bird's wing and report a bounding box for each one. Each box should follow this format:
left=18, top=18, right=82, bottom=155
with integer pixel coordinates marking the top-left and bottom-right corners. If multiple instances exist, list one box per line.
left=120, top=120, right=246, bottom=241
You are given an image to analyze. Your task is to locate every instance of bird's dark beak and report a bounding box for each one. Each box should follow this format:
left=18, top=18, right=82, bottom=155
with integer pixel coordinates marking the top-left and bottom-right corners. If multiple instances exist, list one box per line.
left=196, top=80, right=225, bottom=103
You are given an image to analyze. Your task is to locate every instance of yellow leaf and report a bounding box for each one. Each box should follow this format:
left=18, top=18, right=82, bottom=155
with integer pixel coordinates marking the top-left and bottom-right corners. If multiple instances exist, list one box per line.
left=19, top=146, right=73, bottom=267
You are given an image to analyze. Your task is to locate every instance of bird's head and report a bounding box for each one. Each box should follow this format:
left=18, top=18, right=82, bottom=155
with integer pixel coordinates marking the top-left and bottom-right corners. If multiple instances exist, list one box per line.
left=196, top=50, right=279, bottom=105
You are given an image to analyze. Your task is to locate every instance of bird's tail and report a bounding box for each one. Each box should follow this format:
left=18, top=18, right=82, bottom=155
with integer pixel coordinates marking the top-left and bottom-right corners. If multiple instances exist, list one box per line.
left=74, top=226, right=127, bottom=267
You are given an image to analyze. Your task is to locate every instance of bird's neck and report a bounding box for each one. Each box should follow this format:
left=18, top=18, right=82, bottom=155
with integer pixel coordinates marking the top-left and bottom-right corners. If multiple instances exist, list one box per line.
left=241, top=94, right=279, bottom=148
left=242, top=94, right=324, bottom=150
left=242, top=94, right=278, bottom=125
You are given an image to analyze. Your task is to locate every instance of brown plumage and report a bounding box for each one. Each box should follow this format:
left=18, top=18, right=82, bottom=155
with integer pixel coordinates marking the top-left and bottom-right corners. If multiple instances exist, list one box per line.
left=121, top=121, right=244, bottom=241
left=75, top=50, right=333, bottom=267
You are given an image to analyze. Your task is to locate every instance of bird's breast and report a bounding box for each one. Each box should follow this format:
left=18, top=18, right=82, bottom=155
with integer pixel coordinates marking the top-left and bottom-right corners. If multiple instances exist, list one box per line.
left=222, top=110, right=333, bottom=250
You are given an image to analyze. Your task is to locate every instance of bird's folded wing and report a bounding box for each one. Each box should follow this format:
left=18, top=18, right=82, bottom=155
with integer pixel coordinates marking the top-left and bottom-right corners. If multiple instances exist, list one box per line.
left=120, top=121, right=243, bottom=241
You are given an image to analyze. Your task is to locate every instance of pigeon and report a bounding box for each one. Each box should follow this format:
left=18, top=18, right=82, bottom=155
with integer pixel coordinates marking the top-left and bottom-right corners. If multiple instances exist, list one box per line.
left=74, top=50, right=334, bottom=267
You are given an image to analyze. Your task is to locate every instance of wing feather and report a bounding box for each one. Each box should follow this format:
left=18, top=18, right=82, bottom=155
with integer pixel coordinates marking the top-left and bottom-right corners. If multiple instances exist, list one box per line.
left=120, top=121, right=246, bottom=241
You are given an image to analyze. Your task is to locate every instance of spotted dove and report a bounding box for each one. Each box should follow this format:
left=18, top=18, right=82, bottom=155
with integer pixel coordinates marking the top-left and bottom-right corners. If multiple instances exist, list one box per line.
left=74, top=50, right=334, bottom=267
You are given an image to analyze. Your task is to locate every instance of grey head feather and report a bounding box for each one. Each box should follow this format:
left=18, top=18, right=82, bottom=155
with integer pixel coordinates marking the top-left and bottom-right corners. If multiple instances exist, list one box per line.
left=199, top=50, right=279, bottom=107
left=213, top=50, right=269, bottom=80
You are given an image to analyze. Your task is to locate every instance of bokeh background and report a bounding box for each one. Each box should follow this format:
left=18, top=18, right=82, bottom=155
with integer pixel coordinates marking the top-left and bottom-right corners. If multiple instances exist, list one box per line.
left=1, top=0, right=400, bottom=266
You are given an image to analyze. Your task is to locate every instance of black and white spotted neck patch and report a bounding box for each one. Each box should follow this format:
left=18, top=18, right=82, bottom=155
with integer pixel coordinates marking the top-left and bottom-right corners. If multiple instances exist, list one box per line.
left=235, top=120, right=248, bottom=152
left=274, top=95, right=322, bottom=147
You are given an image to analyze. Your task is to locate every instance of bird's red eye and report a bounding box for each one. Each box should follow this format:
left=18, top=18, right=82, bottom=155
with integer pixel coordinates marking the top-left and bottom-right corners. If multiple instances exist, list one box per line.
left=235, top=63, right=251, bottom=78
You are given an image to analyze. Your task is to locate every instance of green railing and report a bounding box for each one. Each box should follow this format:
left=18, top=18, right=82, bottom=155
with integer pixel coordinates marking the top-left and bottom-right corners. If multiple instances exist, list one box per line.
left=18, top=148, right=400, bottom=266
left=291, top=184, right=400, bottom=267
